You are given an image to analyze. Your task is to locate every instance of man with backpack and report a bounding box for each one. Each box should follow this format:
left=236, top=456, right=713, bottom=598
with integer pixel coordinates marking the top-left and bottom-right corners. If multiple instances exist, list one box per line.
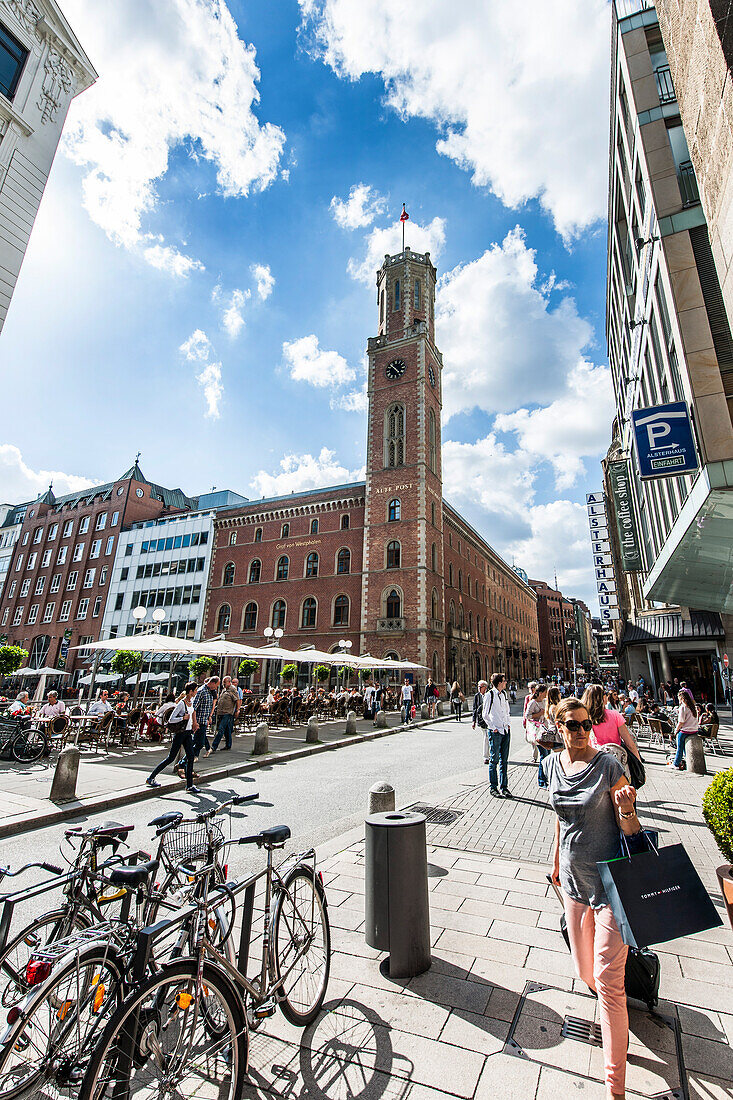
left=482, top=673, right=512, bottom=798
left=472, top=679, right=489, bottom=763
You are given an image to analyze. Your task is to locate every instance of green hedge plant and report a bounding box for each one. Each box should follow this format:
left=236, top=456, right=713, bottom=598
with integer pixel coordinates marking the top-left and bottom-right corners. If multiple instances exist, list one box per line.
left=702, top=767, right=733, bottom=864
left=315, top=665, right=330, bottom=683
left=281, top=663, right=297, bottom=682
left=0, top=645, right=29, bottom=678
left=188, top=656, right=218, bottom=681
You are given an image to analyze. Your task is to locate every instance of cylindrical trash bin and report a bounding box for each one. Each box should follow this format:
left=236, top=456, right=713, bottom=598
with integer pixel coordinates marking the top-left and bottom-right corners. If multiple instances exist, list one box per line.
left=364, top=810, right=431, bottom=979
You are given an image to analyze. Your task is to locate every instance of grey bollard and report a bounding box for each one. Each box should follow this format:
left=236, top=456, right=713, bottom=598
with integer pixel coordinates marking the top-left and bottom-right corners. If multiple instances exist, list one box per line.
left=436, top=700, right=445, bottom=717
left=420, top=703, right=429, bottom=719
left=252, top=722, right=269, bottom=755
left=365, top=810, right=431, bottom=979
left=374, top=709, right=387, bottom=728
left=50, top=746, right=80, bottom=803
left=685, top=734, right=707, bottom=775
left=345, top=710, right=357, bottom=735
left=369, top=781, right=395, bottom=814
left=306, top=716, right=319, bottom=743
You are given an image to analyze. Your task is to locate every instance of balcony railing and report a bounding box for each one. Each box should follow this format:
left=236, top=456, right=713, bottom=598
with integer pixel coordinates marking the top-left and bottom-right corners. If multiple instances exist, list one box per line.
left=377, top=617, right=405, bottom=633
left=430, top=618, right=444, bottom=632
left=654, top=65, right=675, bottom=105
left=678, top=161, right=700, bottom=207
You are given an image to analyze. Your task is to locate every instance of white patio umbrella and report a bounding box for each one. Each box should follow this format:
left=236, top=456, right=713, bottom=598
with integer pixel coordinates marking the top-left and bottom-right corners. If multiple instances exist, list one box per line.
left=77, top=673, right=120, bottom=685
left=124, top=672, right=169, bottom=685
left=29, top=666, right=71, bottom=702
left=194, top=637, right=263, bottom=658
left=72, top=633, right=201, bottom=655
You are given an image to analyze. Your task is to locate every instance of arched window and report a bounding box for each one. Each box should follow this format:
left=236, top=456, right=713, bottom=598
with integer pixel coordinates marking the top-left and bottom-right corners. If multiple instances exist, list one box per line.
left=431, top=588, right=439, bottom=621
left=276, top=556, right=289, bottom=581
left=386, top=589, right=401, bottom=619
left=271, top=600, right=286, bottom=629
left=333, top=594, right=349, bottom=626
left=431, top=501, right=436, bottom=525
left=380, top=289, right=385, bottom=324
left=248, top=559, right=261, bottom=584
left=474, top=654, right=481, bottom=684
left=310, top=518, right=319, bottom=534
left=489, top=620, right=494, bottom=642
left=429, top=409, right=436, bottom=474
left=305, top=552, right=318, bottom=578
left=301, top=597, right=317, bottom=628
left=449, top=563, right=453, bottom=587
left=242, top=602, right=257, bottom=631
left=223, top=562, right=235, bottom=587
left=388, top=498, right=401, bottom=522
left=459, top=604, right=465, bottom=628
left=254, top=527, right=262, bottom=543
left=281, top=523, right=290, bottom=538
left=394, top=280, right=400, bottom=310
left=229, top=531, right=237, bottom=546
left=386, top=540, right=400, bottom=569
left=431, top=543, right=437, bottom=571
left=385, top=405, right=405, bottom=468
left=458, top=570, right=463, bottom=592
left=337, top=548, right=350, bottom=574
left=414, top=279, right=421, bottom=309
left=341, top=514, right=349, bottom=530
left=449, top=600, right=456, bottom=626
left=217, top=604, right=231, bottom=633
left=468, top=610, right=473, bottom=635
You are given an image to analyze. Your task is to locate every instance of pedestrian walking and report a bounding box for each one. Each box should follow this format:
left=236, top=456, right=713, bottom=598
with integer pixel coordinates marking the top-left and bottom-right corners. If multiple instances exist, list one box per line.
left=146, top=681, right=200, bottom=793
left=482, top=673, right=512, bottom=798
left=545, top=697, right=642, bottom=1100
left=581, top=684, right=643, bottom=776
left=192, top=676, right=218, bottom=759
left=668, top=687, right=699, bottom=770
left=211, top=675, right=239, bottom=752
left=425, top=677, right=439, bottom=718
left=400, top=678, right=414, bottom=724
left=472, top=679, right=489, bottom=762
left=522, top=681, right=539, bottom=762
left=450, top=681, right=465, bottom=721
left=526, top=684, right=552, bottom=788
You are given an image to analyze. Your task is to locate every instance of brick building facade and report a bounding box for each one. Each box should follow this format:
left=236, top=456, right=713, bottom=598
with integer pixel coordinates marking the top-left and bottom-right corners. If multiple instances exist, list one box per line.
left=529, top=579, right=576, bottom=680
left=0, top=462, right=194, bottom=675
left=204, top=248, right=540, bottom=690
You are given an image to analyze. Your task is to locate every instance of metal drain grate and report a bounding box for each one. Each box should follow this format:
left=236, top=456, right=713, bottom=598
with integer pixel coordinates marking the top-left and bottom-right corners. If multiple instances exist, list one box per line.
left=403, top=802, right=464, bottom=826
left=561, top=1016, right=602, bottom=1045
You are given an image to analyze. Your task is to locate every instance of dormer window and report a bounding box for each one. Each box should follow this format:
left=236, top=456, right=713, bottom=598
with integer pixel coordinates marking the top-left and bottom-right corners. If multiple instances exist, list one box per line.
left=0, top=24, right=28, bottom=102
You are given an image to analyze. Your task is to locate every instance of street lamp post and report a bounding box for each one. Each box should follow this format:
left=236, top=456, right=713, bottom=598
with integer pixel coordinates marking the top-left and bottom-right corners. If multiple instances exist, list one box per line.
left=263, top=626, right=284, bottom=691
left=338, top=638, right=352, bottom=691
left=131, top=606, right=166, bottom=706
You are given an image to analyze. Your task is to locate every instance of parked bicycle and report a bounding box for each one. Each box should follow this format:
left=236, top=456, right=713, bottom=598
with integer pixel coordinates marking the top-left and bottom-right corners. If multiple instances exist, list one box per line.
left=81, top=823, right=331, bottom=1099
left=0, top=715, right=48, bottom=762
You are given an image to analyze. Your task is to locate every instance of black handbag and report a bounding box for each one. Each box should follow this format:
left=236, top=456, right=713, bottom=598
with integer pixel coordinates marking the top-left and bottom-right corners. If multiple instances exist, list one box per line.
left=627, top=750, right=646, bottom=788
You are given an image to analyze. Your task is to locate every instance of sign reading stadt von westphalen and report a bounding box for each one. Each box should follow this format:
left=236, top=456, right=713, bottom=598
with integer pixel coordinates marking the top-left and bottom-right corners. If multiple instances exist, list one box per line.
left=607, top=461, right=644, bottom=572
left=631, top=401, right=699, bottom=479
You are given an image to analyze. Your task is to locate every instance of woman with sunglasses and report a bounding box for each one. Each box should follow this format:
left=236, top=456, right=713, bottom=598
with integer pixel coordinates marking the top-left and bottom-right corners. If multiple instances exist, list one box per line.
left=543, top=697, right=642, bottom=1100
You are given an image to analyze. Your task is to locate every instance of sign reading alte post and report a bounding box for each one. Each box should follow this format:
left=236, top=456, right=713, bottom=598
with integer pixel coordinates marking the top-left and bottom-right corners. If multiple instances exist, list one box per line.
left=631, top=401, right=699, bottom=479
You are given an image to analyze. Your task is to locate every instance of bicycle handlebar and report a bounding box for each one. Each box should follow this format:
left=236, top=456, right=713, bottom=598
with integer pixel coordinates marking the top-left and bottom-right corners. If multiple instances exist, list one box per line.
left=194, top=792, right=258, bottom=824
left=0, top=860, right=63, bottom=880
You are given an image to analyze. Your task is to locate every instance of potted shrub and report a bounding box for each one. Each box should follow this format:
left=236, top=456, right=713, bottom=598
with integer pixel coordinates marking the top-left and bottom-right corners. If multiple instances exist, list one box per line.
left=281, top=663, right=297, bottom=683
left=188, top=656, right=218, bottom=683
left=315, top=665, right=330, bottom=684
left=702, top=767, right=733, bottom=929
left=238, top=658, right=259, bottom=687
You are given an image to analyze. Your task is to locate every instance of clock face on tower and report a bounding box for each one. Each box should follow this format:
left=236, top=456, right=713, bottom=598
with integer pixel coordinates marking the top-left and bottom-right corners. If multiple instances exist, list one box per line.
left=385, top=358, right=406, bottom=380
left=428, top=365, right=436, bottom=387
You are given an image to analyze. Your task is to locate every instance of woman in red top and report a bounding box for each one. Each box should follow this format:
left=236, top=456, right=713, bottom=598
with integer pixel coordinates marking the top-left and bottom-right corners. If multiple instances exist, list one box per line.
left=581, top=685, right=642, bottom=765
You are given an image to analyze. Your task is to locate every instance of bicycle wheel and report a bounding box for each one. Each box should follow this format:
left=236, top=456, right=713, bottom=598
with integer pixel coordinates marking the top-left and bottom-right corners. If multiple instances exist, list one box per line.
left=271, top=865, right=330, bottom=1026
left=0, top=907, right=90, bottom=1009
left=12, top=728, right=48, bottom=762
left=0, top=944, right=125, bottom=1099
left=80, top=959, right=247, bottom=1100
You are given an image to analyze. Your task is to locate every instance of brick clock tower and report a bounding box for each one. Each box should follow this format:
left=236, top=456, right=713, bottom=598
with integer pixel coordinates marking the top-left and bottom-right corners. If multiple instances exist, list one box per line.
left=361, top=247, right=445, bottom=681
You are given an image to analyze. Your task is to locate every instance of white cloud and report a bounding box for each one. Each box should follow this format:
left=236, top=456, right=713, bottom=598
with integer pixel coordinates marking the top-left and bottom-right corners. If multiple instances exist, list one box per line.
left=348, top=215, right=446, bottom=284
left=62, top=0, right=286, bottom=272
left=251, top=263, right=275, bottom=301
left=211, top=285, right=251, bottom=338
left=507, top=500, right=597, bottom=607
left=0, top=445, right=98, bottom=504
left=180, top=329, right=223, bottom=417
left=442, top=435, right=536, bottom=520
left=437, top=227, right=593, bottom=419
left=300, top=0, right=609, bottom=240
left=249, top=447, right=363, bottom=497
left=283, top=334, right=357, bottom=388
left=331, top=384, right=368, bottom=412
left=330, top=183, right=386, bottom=229
left=495, top=361, right=615, bottom=489
left=196, top=361, right=224, bottom=419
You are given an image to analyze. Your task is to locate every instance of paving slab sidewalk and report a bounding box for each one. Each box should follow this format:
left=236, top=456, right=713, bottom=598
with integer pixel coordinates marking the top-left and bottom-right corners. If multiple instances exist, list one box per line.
left=244, top=745, right=733, bottom=1100
left=0, top=711, right=451, bottom=838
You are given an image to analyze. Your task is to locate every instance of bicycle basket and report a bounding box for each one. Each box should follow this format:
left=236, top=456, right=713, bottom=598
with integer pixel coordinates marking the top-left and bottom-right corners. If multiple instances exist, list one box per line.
left=162, top=820, right=224, bottom=864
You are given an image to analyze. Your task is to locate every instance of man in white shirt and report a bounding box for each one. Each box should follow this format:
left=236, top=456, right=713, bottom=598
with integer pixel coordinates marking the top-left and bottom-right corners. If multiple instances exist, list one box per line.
left=629, top=685, right=640, bottom=705
left=38, top=691, right=66, bottom=720
left=400, top=678, right=414, bottom=724
left=88, top=690, right=113, bottom=717
left=8, top=691, right=30, bottom=716
left=482, top=673, right=513, bottom=798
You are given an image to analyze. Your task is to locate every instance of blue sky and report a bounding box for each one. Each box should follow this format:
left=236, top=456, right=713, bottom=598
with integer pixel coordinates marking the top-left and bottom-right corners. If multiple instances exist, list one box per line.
left=0, top=0, right=614, bottom=609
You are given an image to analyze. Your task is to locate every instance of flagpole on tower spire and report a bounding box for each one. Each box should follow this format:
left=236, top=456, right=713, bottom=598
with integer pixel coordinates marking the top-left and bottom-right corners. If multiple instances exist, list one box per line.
left=400, top=203, right=409, bottom=252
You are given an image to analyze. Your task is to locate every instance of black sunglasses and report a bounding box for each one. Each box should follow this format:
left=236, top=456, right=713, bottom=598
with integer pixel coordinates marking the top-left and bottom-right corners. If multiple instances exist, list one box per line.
left=561, top=718, right=593, bottom=733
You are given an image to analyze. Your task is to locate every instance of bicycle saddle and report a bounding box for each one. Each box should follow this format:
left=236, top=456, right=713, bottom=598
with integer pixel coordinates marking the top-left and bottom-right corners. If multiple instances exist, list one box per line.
left=260, top=825, right=291, bottom=847
left=148, top=811, right=183, bottom=830
left=107, top=859, right=159, bottom=888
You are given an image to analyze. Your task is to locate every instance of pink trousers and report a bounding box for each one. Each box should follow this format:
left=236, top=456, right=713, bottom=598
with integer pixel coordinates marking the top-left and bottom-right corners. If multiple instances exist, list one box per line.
left=563, top=892, right=629, bottom=1094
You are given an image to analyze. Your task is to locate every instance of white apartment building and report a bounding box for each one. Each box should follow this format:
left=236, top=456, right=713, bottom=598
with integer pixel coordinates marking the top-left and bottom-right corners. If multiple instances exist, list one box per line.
left=0, top=500, right=28, bottom=599
left=605, top=1, right=733, bottom=695
left=0, top=0, right=96, bottom=333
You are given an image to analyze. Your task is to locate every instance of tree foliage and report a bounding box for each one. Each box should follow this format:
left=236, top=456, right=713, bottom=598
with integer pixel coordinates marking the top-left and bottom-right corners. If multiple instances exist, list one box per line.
left=0, top=645, right=29, bottom=677
left=702, top=768, right=733, bottom=863
left=281, top=663, right=297, bottom=681
left=188, top=656, right=218, bottom=681
left=110, top=651, right=143, bottom=676
left=238, top=658, right=259, bottom=679
left=315, top=665, right=330, bottom=683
